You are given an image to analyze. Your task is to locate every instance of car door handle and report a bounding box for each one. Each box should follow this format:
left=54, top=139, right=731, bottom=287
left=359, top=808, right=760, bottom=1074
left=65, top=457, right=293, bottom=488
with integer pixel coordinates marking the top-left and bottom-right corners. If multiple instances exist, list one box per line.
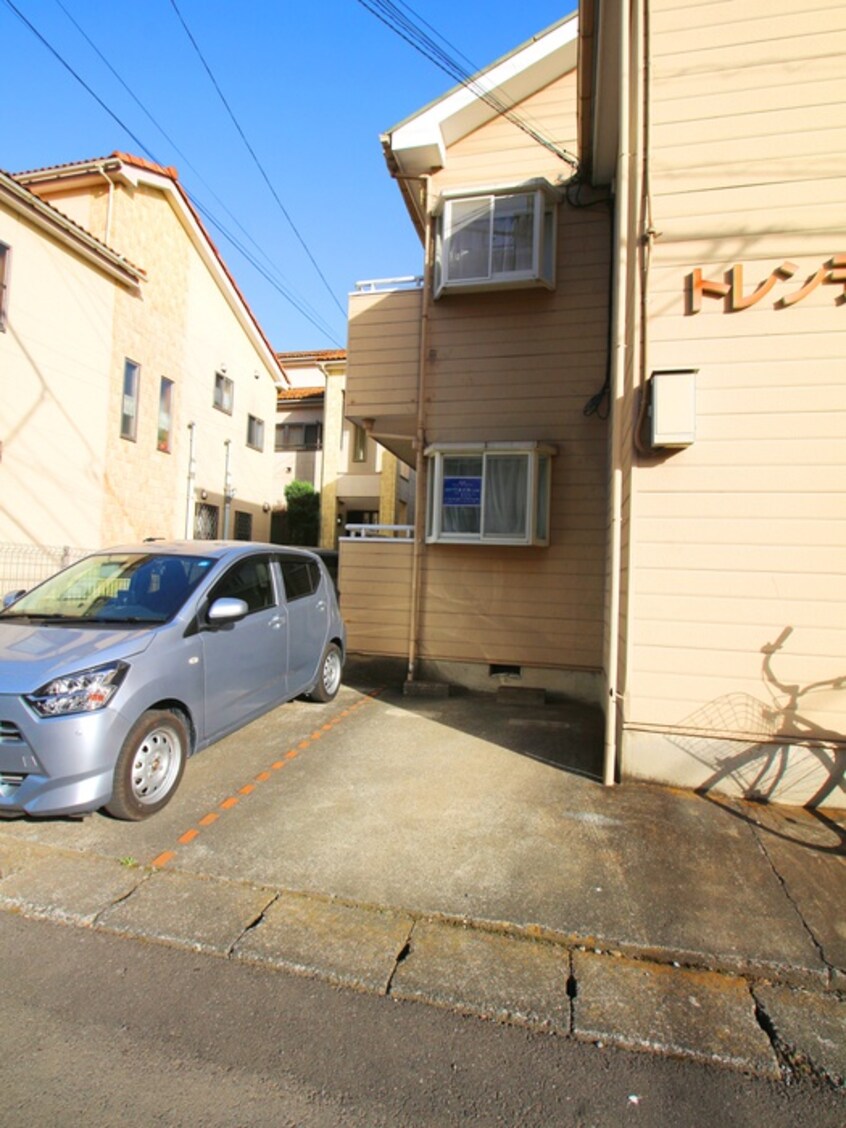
left=269, top=614, right=285, bottom=629
left=316, top=600, right=326, bottom=612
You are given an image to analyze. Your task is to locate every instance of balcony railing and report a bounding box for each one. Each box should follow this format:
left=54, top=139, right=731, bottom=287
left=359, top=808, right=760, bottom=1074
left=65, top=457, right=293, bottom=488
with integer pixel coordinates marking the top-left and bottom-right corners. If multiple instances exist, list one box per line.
left=342, top=524, right=414, bottom=539
left=353, top=276, right=423, bottom=293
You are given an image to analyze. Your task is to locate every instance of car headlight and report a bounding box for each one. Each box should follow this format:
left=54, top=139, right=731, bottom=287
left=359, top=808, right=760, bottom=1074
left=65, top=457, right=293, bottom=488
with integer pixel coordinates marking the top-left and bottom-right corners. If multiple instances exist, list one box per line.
left=26, top=661, right=129, bottom=717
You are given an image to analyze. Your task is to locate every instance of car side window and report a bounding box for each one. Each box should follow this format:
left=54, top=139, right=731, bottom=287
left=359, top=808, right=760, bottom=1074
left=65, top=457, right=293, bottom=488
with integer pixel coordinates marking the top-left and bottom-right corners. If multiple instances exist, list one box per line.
left=277, top=557, right=320, bottom=602
left=209, top=556, right=275, bottom=613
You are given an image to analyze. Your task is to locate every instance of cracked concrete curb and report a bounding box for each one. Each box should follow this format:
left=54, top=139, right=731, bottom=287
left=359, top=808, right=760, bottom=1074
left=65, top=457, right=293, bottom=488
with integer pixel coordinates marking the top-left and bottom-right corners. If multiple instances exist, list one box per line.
left=0, top=846, right=843, bottom=1087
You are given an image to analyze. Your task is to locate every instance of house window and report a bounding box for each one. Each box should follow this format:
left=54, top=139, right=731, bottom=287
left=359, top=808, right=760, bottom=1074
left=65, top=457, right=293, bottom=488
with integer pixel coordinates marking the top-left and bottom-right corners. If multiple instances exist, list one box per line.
left=247, top=414, right=265, bottom=451
left=214, top=371, right=233, bottom=414
left=275, top=422, right=323, bottom=451
left=0, top=242, right=10, bottom=331
left=233, top=511, right=253, bottom=541
left=425, top=443, right=554, bottom=546
left=120, top=359, right=140, bottom=441
left=194, top=502, right=219, bottom=540
left=157, top=378, right=174, bottom=452
left=434, top=182, right=557, bottom=297
left=352, top=424, right=368, bottom=463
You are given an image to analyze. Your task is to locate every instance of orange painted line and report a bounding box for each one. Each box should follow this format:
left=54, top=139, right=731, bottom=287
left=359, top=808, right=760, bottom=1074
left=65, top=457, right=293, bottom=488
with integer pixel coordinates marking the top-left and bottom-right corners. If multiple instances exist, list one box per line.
left=147, top=689, right=387, bottom=872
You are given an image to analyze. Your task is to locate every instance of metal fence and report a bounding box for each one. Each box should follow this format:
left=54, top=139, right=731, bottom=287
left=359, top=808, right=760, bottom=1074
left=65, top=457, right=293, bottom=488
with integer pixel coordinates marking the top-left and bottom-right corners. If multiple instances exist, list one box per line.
left=0, top=543, right=93, bottom=596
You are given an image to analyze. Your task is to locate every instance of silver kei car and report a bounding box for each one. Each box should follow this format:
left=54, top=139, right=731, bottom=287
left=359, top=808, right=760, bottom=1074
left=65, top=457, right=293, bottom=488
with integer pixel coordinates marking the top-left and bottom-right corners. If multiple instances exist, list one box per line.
left=0, top=542, right=345, bottom=821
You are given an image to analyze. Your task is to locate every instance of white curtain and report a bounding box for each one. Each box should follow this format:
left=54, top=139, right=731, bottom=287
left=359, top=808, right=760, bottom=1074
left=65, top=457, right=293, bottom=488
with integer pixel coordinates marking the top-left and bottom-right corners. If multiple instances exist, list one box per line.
left=448, top=199, right=492, bottom=282
left=483, top=455, right=527, bottom=537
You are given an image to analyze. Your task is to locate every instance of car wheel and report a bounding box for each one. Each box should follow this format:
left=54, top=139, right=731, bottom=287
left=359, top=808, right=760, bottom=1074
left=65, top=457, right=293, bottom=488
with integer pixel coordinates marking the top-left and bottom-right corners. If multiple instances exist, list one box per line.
left=105, top=709, right=188, bottom=821
left=308, top=642, right=342, bottom=703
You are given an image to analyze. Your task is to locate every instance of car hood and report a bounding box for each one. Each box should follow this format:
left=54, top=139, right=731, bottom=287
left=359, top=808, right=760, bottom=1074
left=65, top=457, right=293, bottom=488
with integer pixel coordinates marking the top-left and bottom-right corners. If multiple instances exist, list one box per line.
left=0, top=621, right=159, bottom=694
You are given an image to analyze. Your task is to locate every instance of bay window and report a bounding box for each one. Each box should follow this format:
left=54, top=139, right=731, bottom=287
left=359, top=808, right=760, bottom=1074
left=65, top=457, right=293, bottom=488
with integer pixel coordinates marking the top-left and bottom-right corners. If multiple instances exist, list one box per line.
left=426, top=442, right=555, bottom=546
left=434, top=181, right=558, bottom=297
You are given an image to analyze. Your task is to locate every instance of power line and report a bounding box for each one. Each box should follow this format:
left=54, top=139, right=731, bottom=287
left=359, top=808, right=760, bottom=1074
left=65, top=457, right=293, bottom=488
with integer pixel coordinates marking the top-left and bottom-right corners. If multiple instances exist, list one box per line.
left=50, top=0, right=301, bottom=301
left=3, top=0, right=343, bottom=344
left=355, top=0, right=579, bottom=170
left=168, top=0, right=347, bottom=318
left=3, top=0, right=160, bottom=165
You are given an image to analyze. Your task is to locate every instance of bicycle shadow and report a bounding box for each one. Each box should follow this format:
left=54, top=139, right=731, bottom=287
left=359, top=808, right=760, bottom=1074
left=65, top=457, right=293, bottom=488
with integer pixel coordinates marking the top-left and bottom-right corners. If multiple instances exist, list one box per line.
left=668, top=628, right=845, bottom=854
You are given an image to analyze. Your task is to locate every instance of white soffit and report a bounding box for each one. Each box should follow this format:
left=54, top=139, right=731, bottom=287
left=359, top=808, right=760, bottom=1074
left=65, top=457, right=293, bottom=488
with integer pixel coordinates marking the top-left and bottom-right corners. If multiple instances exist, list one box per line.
left=387, top=16, right=579, bottom=177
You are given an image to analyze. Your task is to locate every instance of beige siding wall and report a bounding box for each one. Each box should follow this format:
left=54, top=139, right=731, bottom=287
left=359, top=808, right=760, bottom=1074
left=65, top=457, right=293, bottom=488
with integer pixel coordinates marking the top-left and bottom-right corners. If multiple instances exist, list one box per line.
left=339, top=540, right=413, bottom=657
left=622, top=0, right=846, bottom=779
left=433, top=70, right=580, bottom=191
left=346, top=287, right=421, bottom=427
left=419, top=95, right=610, bottom=671
left=346, top=68, right=611, bottom=677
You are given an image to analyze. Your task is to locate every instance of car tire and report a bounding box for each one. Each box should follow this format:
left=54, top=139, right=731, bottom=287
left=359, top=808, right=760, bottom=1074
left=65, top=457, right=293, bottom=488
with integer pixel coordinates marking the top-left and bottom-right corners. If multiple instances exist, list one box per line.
left=105, top=709, right=188, bottom=821
left=307, top=642, right=343, bottom=703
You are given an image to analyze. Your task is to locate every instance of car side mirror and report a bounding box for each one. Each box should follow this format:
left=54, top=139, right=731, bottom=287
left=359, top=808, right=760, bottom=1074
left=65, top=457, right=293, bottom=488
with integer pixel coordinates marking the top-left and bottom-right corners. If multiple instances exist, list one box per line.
left=2, top=590, right=27, bottom=608
left=206, top=596, right=249, bottom=626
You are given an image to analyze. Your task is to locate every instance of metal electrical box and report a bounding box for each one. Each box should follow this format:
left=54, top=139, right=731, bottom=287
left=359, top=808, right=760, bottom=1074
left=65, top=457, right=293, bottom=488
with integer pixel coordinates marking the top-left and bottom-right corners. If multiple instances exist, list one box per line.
left=650, top=369, right=697, bottom=448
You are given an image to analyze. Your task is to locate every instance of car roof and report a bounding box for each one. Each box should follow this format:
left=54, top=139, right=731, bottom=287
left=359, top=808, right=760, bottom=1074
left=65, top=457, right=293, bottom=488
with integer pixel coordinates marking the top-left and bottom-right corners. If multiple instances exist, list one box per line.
left=94, top=541, right=323, bottom=563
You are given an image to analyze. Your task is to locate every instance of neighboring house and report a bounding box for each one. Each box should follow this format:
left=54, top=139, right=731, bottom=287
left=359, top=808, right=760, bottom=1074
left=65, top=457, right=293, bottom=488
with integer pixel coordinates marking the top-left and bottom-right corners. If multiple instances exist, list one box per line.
left=1, top=153, right=284, bottom=553
left=275, top=350, right=414, bottom=549
left=344, top=6, right=845, bottom=807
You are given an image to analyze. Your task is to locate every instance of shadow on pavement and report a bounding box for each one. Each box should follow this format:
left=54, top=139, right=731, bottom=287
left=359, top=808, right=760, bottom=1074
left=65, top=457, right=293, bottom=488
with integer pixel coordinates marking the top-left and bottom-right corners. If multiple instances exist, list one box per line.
left=343, top=654, right=605, bottom=783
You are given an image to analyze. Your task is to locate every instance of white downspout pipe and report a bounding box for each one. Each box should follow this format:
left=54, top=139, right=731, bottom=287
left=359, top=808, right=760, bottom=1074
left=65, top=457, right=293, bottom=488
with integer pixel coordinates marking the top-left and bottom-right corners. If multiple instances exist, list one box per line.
left=222, top=439, right=233, bottom=539
left=407, top=197, right=433, bottom=685
left=603, top=0, right=634, bottom=787
left=184, top=421, right=196, bottom=539
left=94, top=163, right=116, bottom=246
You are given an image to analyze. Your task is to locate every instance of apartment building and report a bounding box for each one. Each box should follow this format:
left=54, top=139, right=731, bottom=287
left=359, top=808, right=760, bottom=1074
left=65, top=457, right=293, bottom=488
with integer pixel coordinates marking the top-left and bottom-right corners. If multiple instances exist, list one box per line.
left=343, top=6, right=845, bottom=806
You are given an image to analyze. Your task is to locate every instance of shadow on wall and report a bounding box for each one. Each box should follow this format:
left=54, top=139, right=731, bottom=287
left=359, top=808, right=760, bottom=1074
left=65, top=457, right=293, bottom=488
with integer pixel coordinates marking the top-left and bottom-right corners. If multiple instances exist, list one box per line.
left=668, top=627, right=845, bottom=853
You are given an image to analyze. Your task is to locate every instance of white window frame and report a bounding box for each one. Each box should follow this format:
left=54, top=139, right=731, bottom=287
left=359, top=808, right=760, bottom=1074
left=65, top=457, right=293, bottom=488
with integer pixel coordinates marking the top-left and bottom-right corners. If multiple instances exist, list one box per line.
left=157, top=377, right=174, bottom=453
left=434, top=180, right=558, bottom=298
left=120, top=358, right=140, bottom=442
left=247, top=414, right=265, bottom=451
left=352, top=423, right=368, bottom=463
left=425, top=441, right=555, bottom=546
left=214, top=371, right=234, bottom=414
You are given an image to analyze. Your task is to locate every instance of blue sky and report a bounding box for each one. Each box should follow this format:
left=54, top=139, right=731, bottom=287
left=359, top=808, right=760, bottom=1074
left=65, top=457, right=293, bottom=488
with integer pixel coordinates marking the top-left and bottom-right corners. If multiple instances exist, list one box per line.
left=2, top=1, right=576, bottom=351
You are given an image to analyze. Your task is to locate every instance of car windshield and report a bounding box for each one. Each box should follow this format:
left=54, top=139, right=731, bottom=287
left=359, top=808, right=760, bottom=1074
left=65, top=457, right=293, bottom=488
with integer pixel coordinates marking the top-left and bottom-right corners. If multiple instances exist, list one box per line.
left=0, top=552, right=215, bottom=624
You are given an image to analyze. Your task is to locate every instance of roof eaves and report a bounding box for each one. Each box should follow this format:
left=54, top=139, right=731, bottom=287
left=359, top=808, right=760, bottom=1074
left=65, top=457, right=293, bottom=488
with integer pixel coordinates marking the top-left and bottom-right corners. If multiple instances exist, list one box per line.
left=383, top=13, right=579, bottom=177
left=1, top=168, right=144, bottom=289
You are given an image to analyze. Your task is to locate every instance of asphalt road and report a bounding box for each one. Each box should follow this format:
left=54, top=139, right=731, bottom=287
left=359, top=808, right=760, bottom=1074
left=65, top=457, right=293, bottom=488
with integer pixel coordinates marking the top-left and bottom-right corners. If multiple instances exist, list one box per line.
left=2, top=912, right=843, bottom=1128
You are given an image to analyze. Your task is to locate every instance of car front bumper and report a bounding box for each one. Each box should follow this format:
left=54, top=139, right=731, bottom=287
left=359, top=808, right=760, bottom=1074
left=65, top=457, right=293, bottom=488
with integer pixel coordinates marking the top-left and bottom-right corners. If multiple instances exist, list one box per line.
left=0, top=694, right=131, bottom=817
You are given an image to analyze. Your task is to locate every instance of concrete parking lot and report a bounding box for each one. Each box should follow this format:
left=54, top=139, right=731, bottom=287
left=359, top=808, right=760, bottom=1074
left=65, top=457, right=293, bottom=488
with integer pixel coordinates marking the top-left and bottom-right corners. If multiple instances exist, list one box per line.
left=1, top=656, right=844, bottom=1086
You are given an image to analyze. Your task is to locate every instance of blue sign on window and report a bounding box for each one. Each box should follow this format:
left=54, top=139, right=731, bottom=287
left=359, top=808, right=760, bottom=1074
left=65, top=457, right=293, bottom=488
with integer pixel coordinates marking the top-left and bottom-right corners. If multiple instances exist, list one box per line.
left=443, top=476, right=482, bottom=506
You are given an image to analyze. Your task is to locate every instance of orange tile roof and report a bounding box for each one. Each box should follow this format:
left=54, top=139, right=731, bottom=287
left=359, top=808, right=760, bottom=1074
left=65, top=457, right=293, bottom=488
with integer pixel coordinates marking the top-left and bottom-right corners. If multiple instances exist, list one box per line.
left=2, top=167, right=145, bottom=281
left=277, top=349, right=346, bottom=363
left=277, top=386, right=324, bottom=402
left=12, top=153, right=286, bottom=383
